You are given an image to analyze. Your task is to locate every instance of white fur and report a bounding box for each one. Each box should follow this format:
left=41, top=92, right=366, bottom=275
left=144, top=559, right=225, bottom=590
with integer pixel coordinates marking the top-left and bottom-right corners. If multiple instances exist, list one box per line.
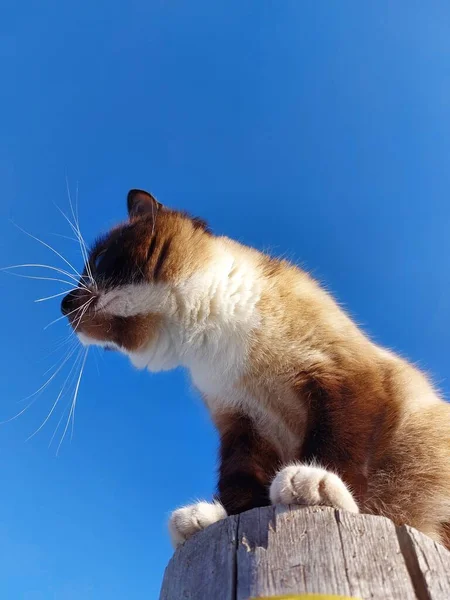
left=92, top=243, right=263, bottom=377
left=270, top=463, right=359, bottom=513
left=78, top=332, right=119, bottom=349
left=79, top=242, right=303, bottom=458
left=98, top=281, right=175, bottom=319
left=168, top=501, right=227, bottom=548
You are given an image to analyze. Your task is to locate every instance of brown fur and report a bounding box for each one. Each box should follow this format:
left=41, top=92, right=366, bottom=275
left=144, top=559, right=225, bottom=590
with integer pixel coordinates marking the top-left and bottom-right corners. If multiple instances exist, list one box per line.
left=62, top=202, right=212, bottom=349
left=237, top=252, right=450, bottom=545
left=214, top=411, right=281, bottom=514
left=62, top=190, right=450, bottom=549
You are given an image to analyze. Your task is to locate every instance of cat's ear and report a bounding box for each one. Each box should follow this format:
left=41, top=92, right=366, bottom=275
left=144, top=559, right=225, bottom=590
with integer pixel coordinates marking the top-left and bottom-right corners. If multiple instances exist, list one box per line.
left=127, top=189, right=163, bottom=219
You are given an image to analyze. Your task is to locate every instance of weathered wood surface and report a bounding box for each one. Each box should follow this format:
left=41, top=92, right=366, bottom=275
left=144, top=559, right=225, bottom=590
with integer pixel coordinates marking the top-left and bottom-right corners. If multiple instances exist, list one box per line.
left=159, top=506, right=450, bottom=600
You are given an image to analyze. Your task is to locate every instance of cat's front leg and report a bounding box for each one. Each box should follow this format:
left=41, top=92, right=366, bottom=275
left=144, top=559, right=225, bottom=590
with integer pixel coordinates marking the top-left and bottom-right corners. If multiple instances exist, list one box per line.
left=270, top=463, right=359, bottom=513
left=168, top=411, right=280, bottom=548
left=216, top=411, right=280, bottom=515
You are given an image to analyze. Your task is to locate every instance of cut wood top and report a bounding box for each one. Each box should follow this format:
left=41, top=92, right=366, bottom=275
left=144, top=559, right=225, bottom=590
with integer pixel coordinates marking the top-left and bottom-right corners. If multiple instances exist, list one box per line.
left=159, top=506, right=450, bottom=600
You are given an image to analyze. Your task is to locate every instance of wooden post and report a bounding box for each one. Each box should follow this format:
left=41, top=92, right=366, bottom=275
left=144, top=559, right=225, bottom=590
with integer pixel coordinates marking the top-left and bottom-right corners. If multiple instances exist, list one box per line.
left=159, top=505, right=450, bottom=600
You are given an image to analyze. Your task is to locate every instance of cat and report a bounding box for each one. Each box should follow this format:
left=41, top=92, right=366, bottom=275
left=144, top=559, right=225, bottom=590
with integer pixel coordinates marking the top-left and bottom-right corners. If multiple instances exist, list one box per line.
left=61, top=189, right=450, bottom=550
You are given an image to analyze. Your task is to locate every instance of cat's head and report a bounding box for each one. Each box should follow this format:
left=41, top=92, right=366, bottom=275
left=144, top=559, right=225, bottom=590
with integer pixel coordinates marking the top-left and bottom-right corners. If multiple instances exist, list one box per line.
left=60, top=190, right=213, bottom=367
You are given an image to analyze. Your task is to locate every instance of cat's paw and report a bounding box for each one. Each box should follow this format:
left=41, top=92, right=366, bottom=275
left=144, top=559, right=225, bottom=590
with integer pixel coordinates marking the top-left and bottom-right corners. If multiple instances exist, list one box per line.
left=168, top=501, right=227, bottom=548
left=269, top=463, right=359, bottom=513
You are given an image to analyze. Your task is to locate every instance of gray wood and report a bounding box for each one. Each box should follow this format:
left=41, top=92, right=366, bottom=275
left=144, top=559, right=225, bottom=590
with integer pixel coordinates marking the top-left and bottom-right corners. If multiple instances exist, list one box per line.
left=335, top=509, right=417, bottom=600
left=398, top=525, right=450, bottom=600
left=159, top=515, right=238, bottom=600
left=159, top=506, right=450, bottom=600
left=237, top=505, right=353, bottom=599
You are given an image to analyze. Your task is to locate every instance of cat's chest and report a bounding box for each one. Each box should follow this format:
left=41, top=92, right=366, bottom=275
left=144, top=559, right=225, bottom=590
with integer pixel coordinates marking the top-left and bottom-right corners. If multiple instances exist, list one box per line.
left=190, top=364, right=306, bottom=462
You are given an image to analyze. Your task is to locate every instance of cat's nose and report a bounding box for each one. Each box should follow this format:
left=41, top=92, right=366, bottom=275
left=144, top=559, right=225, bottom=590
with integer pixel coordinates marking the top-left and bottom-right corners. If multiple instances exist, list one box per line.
left=61, top=291, right=77, bottom=316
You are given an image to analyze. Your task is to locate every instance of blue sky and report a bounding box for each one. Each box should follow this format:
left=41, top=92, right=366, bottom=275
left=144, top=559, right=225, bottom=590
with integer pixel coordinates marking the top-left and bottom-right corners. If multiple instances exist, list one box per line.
left=2, top=1, right=450, bottom=598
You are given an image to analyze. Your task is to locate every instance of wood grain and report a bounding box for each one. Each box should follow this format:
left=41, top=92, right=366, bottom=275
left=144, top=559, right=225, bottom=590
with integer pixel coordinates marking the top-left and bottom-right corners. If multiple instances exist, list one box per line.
left=159, top=506, right=450, bottom=600
left=159, top=515, right=238, bottom=600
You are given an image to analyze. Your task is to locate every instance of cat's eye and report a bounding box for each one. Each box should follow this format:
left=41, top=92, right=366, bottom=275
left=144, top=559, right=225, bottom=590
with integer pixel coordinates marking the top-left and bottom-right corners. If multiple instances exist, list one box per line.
left=93, top=249, right=107, bottom=270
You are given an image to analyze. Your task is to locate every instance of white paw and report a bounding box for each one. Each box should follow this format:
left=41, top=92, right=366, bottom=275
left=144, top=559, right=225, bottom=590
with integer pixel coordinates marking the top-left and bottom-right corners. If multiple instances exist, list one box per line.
left=168, top=501, right=227, bottom=548
left=269, top=464, right=359, bottom=513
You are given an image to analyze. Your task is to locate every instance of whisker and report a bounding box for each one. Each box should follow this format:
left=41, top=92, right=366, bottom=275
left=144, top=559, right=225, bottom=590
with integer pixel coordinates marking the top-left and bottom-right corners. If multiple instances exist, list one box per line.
left=0, top=345, right=79, bottom=422
left=60, top=211, right=95, bottom=288
left=35, top=289, right=79, bottom=303
left=54, top=200, right=94, bottom=285
left=42, top=339, right=78, bottom=375
left=49, top=233, right=79, bottom=243
left=62, top=298, right=96, bottom=346
left=1, top=264, right=89, bottom=289
left=48, top=400, right=71, bottom=449
left=11, top=221, right=85, bottom=281
left=54, top=201, right=81, bottom=238
left=26, top=348, right=84, bottom=441
left=37, top=331, right=80, bottom=361
left=74, top=180, right=81, bottom=231
left=64, top=180, right=96, bottom=288
left=25, top=344, right=78, bottom=402
left=93, top=347, right=102, bottom=375
left=2, top=270, right=82, bottom=288
left=39, top=337, right=77, bottom=363
left=71, top=297, right=96, bottom=332
left=45, top=295, right=94, bottom=330
left=45, top=308, right=82, bottom=330
left=70, top=362, right=82, bottom=440
left=48, top=350, right=84, bottom=448
left=57, top=347, right=89, bottom=455
left=69, top=181, right=95, bottom=287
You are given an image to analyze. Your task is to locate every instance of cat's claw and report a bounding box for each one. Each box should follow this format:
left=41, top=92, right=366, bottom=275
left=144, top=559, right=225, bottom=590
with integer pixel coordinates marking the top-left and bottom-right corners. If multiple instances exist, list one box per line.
left=168, top=500, right=227, bottom=548
left=269, top=464, right=359, bottom=513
